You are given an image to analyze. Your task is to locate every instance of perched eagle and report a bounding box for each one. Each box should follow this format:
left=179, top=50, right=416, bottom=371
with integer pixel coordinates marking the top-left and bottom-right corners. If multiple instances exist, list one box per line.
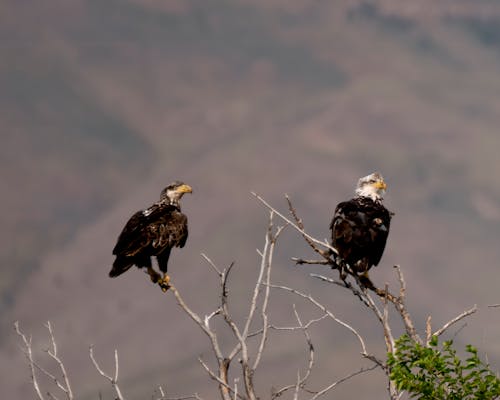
left=109, top=181, right=192, bottom=291
left=330, top=172, right=392, bottom=286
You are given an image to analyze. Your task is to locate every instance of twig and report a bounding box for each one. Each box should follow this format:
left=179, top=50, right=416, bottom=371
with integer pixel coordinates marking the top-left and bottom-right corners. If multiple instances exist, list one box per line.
left=14, top=321, right=45, bottom=400
left=201, top=253, right=223, bottom=277
left=253, top=216, right=285, bottom=370
left=169, top=283, right=231, bottom=400
left=233, top=378, right=239, bottom=400
left=426, top=316, right=432, bottom=345
left=45, top=321, right=74, bottom=400
left=267, top=284, right=370, bottom=358
left=251, top=192, right=337, bottom=255
left=432, top=305, right=478, bottom=338
left=293, top=371, right=301, bottom=400
left=292, top=258, right=331, bottom=265
left=89, top=346, right=125, bottom=400
left=310, top=273, right=372, bottom=308
left=382, top=285, right=395, bottom=353
left=157, top=387, right=204, bottom=400
left=285, top=195, right=336, bottom=259
left=380, top=267, right=421, bottom=344
left=307, top=364, right=378, bottom=400
left=271, top=307, right=320, bottom=399
left=198, top=358, right=241, bottom=400
left=292, top=305, right=315, bottom=388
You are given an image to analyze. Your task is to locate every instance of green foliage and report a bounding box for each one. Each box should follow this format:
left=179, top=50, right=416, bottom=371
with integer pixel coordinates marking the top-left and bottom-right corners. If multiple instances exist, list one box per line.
left=387, top=335, right=500, bottom=399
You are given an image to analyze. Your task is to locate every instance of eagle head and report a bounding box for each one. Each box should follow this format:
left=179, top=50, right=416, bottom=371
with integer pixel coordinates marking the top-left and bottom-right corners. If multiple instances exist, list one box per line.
left=161, top=181, right=193, bottom=206
left=355, top=172, right=387, bottom=201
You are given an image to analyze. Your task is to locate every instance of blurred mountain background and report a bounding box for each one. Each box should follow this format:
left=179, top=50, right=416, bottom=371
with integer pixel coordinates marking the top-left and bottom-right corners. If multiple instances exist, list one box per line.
left=3, top=0, right=500, bottom=398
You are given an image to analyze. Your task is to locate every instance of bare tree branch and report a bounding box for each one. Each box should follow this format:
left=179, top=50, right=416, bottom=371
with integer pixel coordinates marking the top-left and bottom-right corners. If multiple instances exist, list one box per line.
left=197, top=358, right=241, bottom=400
left=15, top=321, right=76, bottom=400
left=271, top=306, right=320, bottom=399
left=169, top=283, right=232, bottom=400
left=432, top=305, right=478, bottom=338
left=267, top=283, right=374, bottom=362
left=155, top=384, right=204, bottom=400
left=292, top=258, right=331, bottom=265
left=89, top=346, right=125, bottom=400
left=426, top=316, right=432, bottom=345
left=251, top=192, right=337, bottom=256
left=285, top=195, right=336, bottom=260
left=45, top=321, right=74, bottom=400
left=14, top=321, right=45, bottom=400
left=253, top=215, right=285, bottom=371
left=201, top=253, right=223, bottom=277
left=293, top=371, right=301, bottom=400
left=308, top=365, right=378, bottom=400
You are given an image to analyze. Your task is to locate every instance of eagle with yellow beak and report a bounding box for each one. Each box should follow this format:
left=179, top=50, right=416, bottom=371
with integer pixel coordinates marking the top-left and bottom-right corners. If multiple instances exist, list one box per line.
left=330, top=172, right=392, bottom=286
left=110, top=181, right=192, bottom=291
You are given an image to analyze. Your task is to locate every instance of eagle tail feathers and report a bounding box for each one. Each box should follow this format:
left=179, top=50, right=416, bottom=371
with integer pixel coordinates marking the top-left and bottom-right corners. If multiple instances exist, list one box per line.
left=109, top=257, right=133, bottom=278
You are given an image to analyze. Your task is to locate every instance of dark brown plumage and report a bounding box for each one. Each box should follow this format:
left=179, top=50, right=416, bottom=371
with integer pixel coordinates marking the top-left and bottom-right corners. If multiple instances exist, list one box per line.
left=109, top=181, right=192, bottom=290
left=330, top=172, right=392, bottom=283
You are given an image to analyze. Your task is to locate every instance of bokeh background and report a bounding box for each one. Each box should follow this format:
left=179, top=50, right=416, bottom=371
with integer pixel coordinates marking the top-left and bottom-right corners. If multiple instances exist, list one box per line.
left=3, top=1, right=500, bottom=398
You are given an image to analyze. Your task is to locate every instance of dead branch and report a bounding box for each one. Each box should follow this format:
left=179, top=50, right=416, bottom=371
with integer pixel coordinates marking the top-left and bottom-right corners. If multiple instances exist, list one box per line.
left=45, top=321, right=74, bottom=400
left=307, top=364, right=378, bottom=400
left=253, top=215, right=286, bottom=371
left=425, top=316, right=432, bottom=344
left=14, top=321, right=45, bottom=400
left=251, top=192, right=337, bottom=256
left=168, top=212, right=287, bottom=400
left=154, top=386, right=204, bottom=400
left=89, top=346, right=125, bottom=400
left=270, top=305, right=318, bottom=399
left=292, top=258, right=331, bottom=265
left=168, top=283, right=232, bottom=400
left=432, top=305, right=478, bottom=338
left=266, top=283, right=381, bottom=366
left=197, top=358, right=241, bottom=400
left=15, top=321, right=75, bottom=400
left=285, top=195, right=335, bottom=260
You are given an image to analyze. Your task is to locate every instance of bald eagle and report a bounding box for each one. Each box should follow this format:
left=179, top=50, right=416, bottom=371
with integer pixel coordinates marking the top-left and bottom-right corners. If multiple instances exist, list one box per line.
left=330, top=172, right=392, bottom=286
left=109, top=181, right=192, bottom=291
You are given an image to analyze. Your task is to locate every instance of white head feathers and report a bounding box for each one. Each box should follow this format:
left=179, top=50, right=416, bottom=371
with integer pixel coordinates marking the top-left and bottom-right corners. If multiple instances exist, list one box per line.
left=355, top=172, right=387, bottom=201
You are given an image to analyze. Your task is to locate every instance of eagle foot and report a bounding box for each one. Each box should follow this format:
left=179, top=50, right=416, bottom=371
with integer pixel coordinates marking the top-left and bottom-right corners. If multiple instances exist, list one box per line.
left=158, top=275, right=171, bottom=292
left=358, top=272, right=376, bottom=291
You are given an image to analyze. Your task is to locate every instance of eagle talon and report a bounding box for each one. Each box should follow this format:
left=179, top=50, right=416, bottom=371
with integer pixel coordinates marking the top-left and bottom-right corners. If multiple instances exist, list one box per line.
left=161, top=285, right=170, bottom=292
left=157, top=274, right=171, bottom=292
left=159, top=281, right=171, bottom=292
left=358, top=272, right=376, bottom=291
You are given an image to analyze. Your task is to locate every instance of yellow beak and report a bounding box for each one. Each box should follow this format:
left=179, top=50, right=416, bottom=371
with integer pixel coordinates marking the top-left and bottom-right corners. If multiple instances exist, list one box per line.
left=177, top=184, right=193, bottom=194
left=374, top=181, right=387, bottom=191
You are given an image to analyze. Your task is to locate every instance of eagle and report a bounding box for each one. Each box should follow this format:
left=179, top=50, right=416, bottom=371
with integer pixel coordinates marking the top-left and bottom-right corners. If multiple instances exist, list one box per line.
left=330, top=172, right=392, bottom=287
left=109, top=181, right=192, bottom=291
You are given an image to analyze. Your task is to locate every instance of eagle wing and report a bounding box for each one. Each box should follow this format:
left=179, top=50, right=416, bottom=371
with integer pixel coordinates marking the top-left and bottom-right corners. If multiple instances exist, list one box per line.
left=149, top=208, right=188, bottom=274
left=112, top=203, right=161, bottom=257
left=330, top=199, right=391, bottom=270
left=110, top=203, right=189, bottom=277
left=113, top=204, right=188, bottom=256
left=149, top=208, right=188, bottom=251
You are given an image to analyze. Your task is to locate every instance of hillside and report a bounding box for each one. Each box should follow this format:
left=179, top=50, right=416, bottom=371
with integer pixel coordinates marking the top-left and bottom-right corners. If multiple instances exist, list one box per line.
left=3, top=1, right=500, bottom=398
